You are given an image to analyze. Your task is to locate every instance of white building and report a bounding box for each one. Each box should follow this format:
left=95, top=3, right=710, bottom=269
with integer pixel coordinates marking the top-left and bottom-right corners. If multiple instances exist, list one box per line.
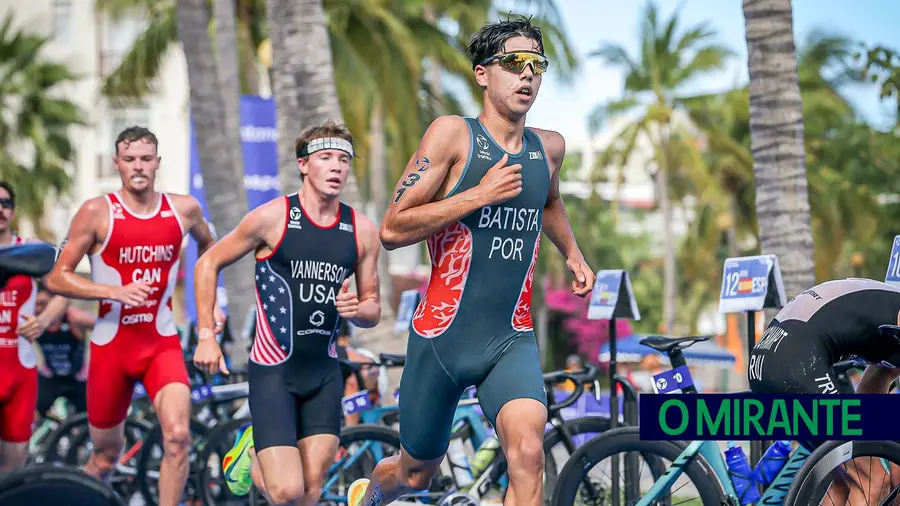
left=1, top=1, right=433, bottom=277
left=1, top=0, right=190, bottom=252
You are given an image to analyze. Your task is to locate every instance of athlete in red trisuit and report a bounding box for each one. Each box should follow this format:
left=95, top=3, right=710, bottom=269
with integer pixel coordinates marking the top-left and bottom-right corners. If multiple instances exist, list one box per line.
left=0, top=181, right=79, bottom=471
left=46, top=127, right=225, bottom=506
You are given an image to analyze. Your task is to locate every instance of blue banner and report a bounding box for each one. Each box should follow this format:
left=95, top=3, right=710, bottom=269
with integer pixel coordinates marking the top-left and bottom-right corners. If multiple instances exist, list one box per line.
left=638, top=393, right=899, bottom=441
left=183, top=96, right=281, bottom=324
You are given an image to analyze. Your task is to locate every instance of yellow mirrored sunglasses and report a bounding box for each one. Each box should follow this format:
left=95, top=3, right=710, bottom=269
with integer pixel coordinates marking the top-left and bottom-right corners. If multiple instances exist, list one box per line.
left=479, top=51, right=549, bottom=75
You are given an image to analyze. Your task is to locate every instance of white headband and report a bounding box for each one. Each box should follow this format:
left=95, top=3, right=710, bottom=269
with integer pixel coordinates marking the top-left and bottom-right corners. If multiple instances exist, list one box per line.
left=300, top=137, right=354, bottom=158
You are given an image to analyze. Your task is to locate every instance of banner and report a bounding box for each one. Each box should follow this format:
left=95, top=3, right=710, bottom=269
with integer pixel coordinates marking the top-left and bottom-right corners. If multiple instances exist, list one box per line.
left=639, top=393, right=895, bottom=441
left=183, top=96, right=281, bottom=324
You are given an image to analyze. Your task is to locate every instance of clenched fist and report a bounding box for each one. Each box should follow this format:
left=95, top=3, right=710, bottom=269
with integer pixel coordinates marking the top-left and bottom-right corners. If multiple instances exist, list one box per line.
left=336, top=278, right=359, bottom=319
left=475, top=153, right=523, bottom=206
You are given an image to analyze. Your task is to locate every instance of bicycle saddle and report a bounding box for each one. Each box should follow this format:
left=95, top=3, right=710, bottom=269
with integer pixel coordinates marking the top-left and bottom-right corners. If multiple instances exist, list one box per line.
left=0, top=242, right=58, bottom=289
left=639, top=335, right=712, bottom=353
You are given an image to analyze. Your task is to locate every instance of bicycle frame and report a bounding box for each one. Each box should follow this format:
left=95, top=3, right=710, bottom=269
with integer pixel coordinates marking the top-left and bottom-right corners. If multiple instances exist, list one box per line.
left=636, top=440, right=810, bottom=506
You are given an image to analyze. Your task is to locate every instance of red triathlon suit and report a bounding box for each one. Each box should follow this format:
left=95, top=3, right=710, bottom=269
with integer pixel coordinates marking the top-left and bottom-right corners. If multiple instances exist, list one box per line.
left=0, top=235, right=38, bottom=442
left=87, top=192, right=189, bottom=428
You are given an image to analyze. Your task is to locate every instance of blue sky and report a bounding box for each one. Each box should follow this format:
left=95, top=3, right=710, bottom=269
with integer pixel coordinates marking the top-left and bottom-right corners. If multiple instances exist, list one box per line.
left=496, top=0, right=900, bottom=147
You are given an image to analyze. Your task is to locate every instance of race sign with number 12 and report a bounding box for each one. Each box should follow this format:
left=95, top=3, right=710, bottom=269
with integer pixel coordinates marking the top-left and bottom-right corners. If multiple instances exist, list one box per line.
left=718, top=254, right=787, bottom=313
left=885, top=235, right=900, bottom=287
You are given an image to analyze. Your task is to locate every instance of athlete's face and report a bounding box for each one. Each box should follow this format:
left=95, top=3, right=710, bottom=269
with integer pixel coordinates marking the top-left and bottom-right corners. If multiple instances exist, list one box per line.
left=114, top=139, right=160, bottom=194
left=34, top=291, right=50, bottom=313
left=475, top=36, right=544, bottom=119
left=0, top=186, right=13, bottom=235
left=298, top=148, right=352, bottom=199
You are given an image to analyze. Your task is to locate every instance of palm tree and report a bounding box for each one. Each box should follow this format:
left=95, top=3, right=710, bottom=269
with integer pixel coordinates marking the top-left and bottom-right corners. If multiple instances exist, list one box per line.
left=176, top=0, right=256, bottom=340
left=0, top=13, right=84, bottom=239
left=742, top=0, right=815, bottom=298
left=586, top=1, right=731, bottom=334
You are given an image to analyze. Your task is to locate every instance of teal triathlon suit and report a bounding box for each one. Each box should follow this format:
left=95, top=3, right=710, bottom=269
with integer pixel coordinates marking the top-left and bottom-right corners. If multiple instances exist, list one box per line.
left=36, top=313, right=87, bottom=414
left=248, top=194, right=359, bottom=450
left=399, top=117, right=551, bottom=460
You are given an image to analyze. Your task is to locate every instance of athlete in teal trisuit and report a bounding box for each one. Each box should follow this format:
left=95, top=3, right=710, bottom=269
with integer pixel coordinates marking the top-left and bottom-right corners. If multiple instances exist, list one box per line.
left=348, top=16, right=595, bottom=506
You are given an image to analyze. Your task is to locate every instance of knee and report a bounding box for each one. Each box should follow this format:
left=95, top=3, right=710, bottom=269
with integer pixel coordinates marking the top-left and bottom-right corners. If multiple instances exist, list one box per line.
left=267, top=481, right=304, bottom=505
left=162, top=421, right=191, bottom=458
left=505, top=436, right=544, bottom=476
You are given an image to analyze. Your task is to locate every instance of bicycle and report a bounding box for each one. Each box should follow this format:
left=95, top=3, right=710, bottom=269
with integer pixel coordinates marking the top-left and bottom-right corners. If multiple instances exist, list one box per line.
left=550, top=331, right=900, bottom=506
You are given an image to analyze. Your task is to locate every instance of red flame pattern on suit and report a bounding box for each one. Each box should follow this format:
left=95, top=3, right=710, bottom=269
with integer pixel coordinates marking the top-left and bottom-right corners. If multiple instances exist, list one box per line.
left=412, top=222, right=473, bottom=338
left=512, top=235, right=540, bottom=331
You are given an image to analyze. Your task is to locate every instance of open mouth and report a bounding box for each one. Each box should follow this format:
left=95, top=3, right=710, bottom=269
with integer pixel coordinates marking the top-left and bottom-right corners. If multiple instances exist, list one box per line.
left=326, top=177, right=341, bottom=185
left=516, top=87, right=533, bottom=98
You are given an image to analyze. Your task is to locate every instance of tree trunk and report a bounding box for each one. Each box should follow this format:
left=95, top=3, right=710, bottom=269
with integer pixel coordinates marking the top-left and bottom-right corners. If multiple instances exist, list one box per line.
left=743, top=0, right=816, bottom=299
left=176, top=0, right=255, bottom=349
left=265, top=0, right=361, bottom=209
left=368, top=102, right=395, bottom=316
left=658, top=127, right=677, bottom=335
left=213, top=0, right=245, bottom=196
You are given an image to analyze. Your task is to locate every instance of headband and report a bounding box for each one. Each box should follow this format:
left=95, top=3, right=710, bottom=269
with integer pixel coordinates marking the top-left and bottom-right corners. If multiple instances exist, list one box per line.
left=298, top=137, right=354, bottom=159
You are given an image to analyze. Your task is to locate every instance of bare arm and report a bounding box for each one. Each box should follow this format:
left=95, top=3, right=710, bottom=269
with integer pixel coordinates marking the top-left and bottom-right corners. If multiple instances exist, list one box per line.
left=380, top=116, right=485, bottom=250
left=67, top=307, right=97, bottom=340
left=194, top=199, right=281, bottom=334
left=538, top=130, right=583, bottom=261
left=177, top=195, right=218, bottom=256
left=34, top=296, right=70, bottom=327
left=45, top=199, right=116, bottom=300
left=348, top=215, right=381, bottom=328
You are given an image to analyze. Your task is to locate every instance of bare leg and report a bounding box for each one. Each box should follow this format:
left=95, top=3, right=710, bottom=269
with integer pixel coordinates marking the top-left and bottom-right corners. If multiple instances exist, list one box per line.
left=297, top=434, right=341, bottom=506
left=153, top=383, right=192, bottom=506
left=83, top=422, right=125, bottom=483
left=361, top=450, right=443, bottom=506
left=495, top=399, right=547, bottom=506
left=0, top=441, right=29, bottom=472
left=255, top=445, right=305, bottom=505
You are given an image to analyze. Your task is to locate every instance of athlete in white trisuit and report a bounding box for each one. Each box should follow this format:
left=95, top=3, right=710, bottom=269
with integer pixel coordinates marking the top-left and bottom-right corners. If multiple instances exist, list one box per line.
left=46, top=127, right=226, bottom=506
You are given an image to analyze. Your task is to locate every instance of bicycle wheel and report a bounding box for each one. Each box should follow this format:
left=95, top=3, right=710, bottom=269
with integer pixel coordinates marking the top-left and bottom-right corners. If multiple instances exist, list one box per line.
left=786, top=440, right=900, bottom=505
left=550, top=426, right=723, bottom=506
left=0, top=464, right=124, bottom=506
left=542, top=415, right=612, bottom=500
left=136, top=418, right=211, bottom=506
left=40, top=411, right=90, bottom=464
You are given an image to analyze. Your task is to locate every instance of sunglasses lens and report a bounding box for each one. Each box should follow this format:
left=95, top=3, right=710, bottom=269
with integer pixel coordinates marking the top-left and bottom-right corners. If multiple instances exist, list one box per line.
left=500, top=53, right=549, bottom=74
left=0, top=199, right=12, bottom=209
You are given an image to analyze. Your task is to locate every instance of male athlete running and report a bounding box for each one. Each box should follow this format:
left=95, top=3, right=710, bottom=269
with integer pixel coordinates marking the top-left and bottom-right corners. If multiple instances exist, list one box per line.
left=749, top=277, right=900, bottom=505
left=31, top=283, right=94, bottom=416
left=45, top=127, right=225, bottom=506
left=0, top=181, right=77, bottom=471
left=349, top=17, right=594, bottom=506
left=192, top=121, right=382, bottom=505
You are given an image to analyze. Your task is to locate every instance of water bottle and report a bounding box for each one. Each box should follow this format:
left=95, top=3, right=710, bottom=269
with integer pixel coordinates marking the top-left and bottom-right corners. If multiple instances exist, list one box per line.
left=446, top=438, right=474, bottom=487
left=724, top=441, right=760, bottom=505
left=753, top=440, right=792, bottom=488
left=470, top=434, right=501, bottom=478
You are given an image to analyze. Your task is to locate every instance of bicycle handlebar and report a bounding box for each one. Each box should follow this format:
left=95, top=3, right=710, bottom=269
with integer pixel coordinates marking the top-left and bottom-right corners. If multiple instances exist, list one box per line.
left=543, top=363, right=600, bottom=412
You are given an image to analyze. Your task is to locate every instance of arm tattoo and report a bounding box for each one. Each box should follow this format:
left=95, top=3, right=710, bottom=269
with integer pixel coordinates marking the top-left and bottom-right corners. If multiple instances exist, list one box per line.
left=393, top=156, right=430, bottom=203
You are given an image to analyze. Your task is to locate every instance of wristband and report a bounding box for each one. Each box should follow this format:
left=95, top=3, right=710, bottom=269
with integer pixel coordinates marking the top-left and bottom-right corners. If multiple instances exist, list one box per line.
left=198, top=328, right=216, bottom=341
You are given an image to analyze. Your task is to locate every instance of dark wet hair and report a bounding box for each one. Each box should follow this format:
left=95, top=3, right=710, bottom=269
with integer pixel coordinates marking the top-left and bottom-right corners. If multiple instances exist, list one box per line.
left=0, top=181, right=14, bottom=206
left=115, top=126, right=159, bottom=155
left=466, top=15, right=544, bottom=70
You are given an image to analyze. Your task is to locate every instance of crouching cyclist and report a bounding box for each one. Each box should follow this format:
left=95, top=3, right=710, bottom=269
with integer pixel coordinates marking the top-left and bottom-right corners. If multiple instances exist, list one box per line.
left=749, top=277, right=900, bottom=505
